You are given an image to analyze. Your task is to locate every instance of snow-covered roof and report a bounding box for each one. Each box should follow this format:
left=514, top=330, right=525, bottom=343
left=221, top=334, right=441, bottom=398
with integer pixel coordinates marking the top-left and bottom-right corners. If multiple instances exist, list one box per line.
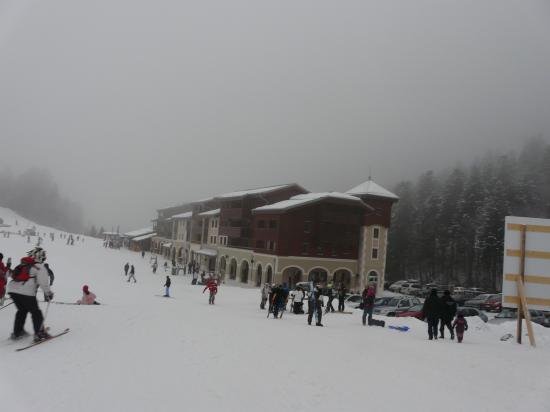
left=199, top=209, right=220, bottom=217
left=124, top=227, right=154, bottom=238
left=253, top=192, right=370, bottom=213
left=171, top=211, right=193, bottom=219
left=131, top=233, right=156, bottom=242
left=102, top=231, right=120, bottom=236
left=196, top=248, right=218, bottom=257
left=216, top=184, right=298, bottom=200
left=346, top=178, right=399, bottom=200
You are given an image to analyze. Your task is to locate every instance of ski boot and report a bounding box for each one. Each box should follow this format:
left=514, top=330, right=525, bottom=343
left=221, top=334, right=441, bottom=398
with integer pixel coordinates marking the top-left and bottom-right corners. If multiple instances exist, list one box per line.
left=34, top=329, right=52, bottom=343
left=10, top=330, right=29, bottom=340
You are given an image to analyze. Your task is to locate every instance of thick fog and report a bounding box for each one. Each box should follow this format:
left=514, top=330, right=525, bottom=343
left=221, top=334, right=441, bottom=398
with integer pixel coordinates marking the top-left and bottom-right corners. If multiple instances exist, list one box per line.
left=1, top=0, right=550, bottom=231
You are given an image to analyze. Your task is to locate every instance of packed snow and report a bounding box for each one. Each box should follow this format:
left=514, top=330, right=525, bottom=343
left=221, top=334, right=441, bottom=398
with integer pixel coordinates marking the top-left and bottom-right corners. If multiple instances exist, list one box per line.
left=1, top=207, right=550, bottom=412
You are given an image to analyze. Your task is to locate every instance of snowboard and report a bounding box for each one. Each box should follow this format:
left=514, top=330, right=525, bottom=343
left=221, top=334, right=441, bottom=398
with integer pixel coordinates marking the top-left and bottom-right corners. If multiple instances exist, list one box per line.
left=368, top=318, right=386, bottom=327
left=388, top=325, right=409, bottom=332
left=16, top=328, right=70, bottom=352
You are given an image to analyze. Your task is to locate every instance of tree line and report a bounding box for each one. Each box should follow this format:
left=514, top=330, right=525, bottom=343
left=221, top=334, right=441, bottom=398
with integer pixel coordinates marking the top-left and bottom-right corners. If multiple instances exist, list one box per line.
left=386, top=138, right=550, bottom=291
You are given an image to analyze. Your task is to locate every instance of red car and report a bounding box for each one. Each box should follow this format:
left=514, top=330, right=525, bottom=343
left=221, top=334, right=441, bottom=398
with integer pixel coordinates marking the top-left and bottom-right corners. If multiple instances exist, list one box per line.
left=396, top=304, right=424, bottom=320
left=480, top=295, right=502, bottom=312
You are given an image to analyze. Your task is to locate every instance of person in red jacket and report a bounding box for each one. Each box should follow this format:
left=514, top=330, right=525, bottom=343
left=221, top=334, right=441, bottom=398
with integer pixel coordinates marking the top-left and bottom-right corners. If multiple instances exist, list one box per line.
left=0, top=253, right=10, bottom=305
left=202, top=278, right=218, bottom=305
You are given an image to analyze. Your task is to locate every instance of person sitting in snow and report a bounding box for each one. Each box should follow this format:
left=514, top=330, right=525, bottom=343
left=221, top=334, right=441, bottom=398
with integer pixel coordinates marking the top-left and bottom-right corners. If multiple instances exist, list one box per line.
left=452, top=313, right=468, bottom=343
left=78, top=285, right=100, bottom=305
left=203, top=278, right=218, bottom=305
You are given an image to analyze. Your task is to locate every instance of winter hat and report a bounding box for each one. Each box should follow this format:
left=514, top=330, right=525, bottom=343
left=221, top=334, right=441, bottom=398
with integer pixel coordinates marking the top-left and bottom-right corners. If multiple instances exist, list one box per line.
left=83, top=285, right=89, bottom=293
left=27, top=247, right=46, bottom=263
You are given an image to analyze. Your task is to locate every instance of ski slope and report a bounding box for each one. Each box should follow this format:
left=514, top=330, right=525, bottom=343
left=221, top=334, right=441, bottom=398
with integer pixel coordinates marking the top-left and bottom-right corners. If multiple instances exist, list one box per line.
left=1, top=208, right=550, bottom=412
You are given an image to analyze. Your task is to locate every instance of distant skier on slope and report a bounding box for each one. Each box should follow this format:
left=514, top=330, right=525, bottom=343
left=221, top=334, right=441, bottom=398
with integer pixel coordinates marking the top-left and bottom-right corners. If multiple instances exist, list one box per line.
left=127, top=265, right=136, bottom=283
left=203, top=278, right=218, bottom=304
left=77, top=285, right=100, bottom=305
left=124, top=262, right=129, bottom=276
left=164, top=276, right=171, bottom=297
left=7, top=247, right=54, bottom=342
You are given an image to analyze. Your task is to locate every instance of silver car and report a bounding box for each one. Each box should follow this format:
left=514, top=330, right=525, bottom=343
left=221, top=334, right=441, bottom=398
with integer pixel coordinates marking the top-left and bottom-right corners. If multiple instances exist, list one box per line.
left=374, top=296, right=422, bottom=317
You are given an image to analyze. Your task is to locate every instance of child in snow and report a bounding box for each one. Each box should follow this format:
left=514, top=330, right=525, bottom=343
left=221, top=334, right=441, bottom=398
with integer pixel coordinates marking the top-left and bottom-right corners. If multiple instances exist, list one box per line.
left=452, top=313, right=468, bottom=343
left=164, top=276, right=171, bottom=297
left=203, top=278, right=218, bottom=305
left=78, top=285, right=100, bottom=305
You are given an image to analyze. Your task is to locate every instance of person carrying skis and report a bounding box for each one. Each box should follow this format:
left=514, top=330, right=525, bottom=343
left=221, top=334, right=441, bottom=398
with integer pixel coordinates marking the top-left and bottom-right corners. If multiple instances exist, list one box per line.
left=124, top=262, right=129, bottom=276
left=7, top=247, right=54, bottom=342
left=325, top=284, right=335, bottom=314
left=439, top=290, right=457, bottom=339
left=77, top=285, right=100, bottom=305
left=308, top=285, right=324, bottom=326
left=452, top=313, right=468, bottom=343
left=337, top=286, right=347, bottom=312
left=127, top=265, right=136, bottom=283
left=362, top=285, right=376, bottom=326
left=0, top=253, right=10, bottom=306
left=164, top=276, right=171, bottom=297
left=203, top=278, right=218, bottom=304
left=422, top=289, right=442, bottom=340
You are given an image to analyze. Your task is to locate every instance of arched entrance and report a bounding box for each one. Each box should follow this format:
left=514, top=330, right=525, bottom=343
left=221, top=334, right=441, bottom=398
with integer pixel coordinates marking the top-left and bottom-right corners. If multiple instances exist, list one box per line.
left=229, top=258, right=237, bottom=280
left=367, top=270, right=379, bottom=286
left=333, top=269, right=352, bottom=289
left=282, top=266, right=303, bottom=288
left=255, top=264, right=263, bottom=287
left=240, top=260, right=249, bottom=283
left=308, top=268, right=328, bottom=285
left=266, top=266, right=273, bottom=284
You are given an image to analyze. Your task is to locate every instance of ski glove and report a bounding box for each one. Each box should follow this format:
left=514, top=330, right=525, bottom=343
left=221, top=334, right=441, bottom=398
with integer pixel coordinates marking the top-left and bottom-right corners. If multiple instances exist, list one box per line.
left=44, top=291, right=54, bottom=302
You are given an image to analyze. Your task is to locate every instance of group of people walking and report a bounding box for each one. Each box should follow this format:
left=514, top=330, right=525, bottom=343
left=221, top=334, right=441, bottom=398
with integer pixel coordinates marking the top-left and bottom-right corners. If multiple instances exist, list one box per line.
left=123, top=262, right=136, bottom=283
left=422, top=289, right=468, bottom=342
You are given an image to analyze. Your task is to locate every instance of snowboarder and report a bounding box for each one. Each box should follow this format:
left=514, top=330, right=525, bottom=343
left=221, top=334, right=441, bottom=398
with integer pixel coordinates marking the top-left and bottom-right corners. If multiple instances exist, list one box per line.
left=127, top=265, right=136, bottom=283
left=308, top=285, right=324, bottom=326
left=337, top=286, right=346, bottom=312
left=362, top=285, right=376, bottom=326
left=124, top=262, right=129, bottom=276
left=0, top=253, right=10, bottom=306
left=77, top=285, right=100, bottom=305
left=164, top=276, right=171, bottom=297
left=452, top=313, right=468, bottom=343
left=7, top=247, right=54, bottom=342
left=44, top=263, right=54, bottom=286
left=203, top=278, right=217, bottom=304
left=260, top=283, right=271, bottom=310
left=152, top=261, right=158, bottom=274
left=422, top=289, right=442, bottom=340
left=325, top=284, right=335, bottom=313
left=439, top=290, right=457, bottom=339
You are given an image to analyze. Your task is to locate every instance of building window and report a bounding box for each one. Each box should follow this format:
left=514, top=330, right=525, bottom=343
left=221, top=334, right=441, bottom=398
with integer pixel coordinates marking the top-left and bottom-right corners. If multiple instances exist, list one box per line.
left=266, top=240, right=276, bottom=251
left=304, top=220, right=311, bottom=233
left=257, top=220, right=266, bottom=228
left=372, top=248, right=379, bottom=260
left=256, top=240, right=265, bottom=249
left=317, top=245, right=323, bottom=256
left=269, top=220, right=277, bottom=229
left=302, top=242, right=309, bottom=255
left=373, top=227, right=380, bottom=239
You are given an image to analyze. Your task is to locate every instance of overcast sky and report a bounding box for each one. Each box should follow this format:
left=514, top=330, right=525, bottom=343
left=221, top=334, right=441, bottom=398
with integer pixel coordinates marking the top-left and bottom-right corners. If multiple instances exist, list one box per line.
left=1, top=0, right=550, bottom=230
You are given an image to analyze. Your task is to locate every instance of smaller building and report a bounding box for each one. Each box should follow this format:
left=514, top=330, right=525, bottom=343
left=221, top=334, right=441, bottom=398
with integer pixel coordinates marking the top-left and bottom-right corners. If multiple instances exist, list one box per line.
left=124, top=227, right=156, bottom=252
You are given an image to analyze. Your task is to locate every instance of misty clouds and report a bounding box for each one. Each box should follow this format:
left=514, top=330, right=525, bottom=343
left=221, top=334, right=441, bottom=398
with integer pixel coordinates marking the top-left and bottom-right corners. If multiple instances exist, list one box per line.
left=1, top=0, right=550, bottom=230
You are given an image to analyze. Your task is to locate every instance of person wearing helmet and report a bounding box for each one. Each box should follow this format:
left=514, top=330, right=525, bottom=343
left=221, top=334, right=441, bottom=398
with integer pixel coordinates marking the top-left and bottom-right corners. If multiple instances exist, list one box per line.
left=77, top=285, right=100, bottom=305
left=7, top=247, right=54, bottom=341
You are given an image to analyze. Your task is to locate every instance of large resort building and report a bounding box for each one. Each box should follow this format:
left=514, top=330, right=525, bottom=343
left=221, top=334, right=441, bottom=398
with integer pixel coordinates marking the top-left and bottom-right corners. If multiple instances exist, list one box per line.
left=150, top=179, right=398, bottom=293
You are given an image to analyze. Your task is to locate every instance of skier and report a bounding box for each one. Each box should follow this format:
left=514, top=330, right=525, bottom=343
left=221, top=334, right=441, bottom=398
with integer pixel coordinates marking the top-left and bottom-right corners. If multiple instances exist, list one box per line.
left=203, top=278, right=218, bottom=304
left=127, top=265, right=136, bottom=283
left=44, top=263, right=55, bottom=286
left=422, top=289, right=442, bottom=340
left=0, top=253, right=11, bottom=306
left=260, top=283, right=271, bottom=310
left=152, top=261, right=158, bottom=274
left=337, top=286, right=347, bottom=312
left=77, top=285, right=100, bottom=305
left=439, top=290, right=457, bottom=339
left=7, top=247, right=54, bottom=342
left=362, top=285, right=376, bottom=326
left=452, top=313, right=468, bottom=343
left=308, top=285, right=324, bottom=326
left=325, top=284, right=335, bottom=314
left=164, top=276, right=171, bottom=297
left=124, top=262, right=129, bottom=276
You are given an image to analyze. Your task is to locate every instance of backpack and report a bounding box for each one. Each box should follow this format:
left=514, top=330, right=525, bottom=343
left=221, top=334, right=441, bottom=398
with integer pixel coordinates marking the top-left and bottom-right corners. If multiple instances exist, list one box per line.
left=11, top=262, right=34, bottom=282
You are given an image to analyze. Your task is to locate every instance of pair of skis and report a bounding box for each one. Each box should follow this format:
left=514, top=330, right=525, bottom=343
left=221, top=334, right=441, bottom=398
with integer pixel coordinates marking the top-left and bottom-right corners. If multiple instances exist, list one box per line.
left=15, top=328, right=70, bottom=352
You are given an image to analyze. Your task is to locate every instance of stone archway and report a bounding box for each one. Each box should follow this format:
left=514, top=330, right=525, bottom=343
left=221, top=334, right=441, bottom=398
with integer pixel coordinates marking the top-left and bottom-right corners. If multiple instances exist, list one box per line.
left=229, top=258, right=237, bottom=280
left=367, top=270, right=379, bottom=286
left=333, top=269, right=352, bottom=289
left=255, top=264, right=263, bottom=287
left=282, top=266, right=304, bottom=289
left=240, top=260, right=250, bottom=283
left=266, top=266, right=273, bottom=284
left=308, top=267, right=328, bottom=285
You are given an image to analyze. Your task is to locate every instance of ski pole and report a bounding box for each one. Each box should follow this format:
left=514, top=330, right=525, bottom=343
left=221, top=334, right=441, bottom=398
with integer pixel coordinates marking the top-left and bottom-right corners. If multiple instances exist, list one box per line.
left=0, top=301, right=14, bottom=311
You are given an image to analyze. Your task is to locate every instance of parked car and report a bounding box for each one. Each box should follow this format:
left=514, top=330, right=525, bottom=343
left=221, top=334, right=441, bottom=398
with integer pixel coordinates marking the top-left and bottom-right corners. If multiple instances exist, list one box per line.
left=489, top=308, right=545, bottom=324
left=469, top=287, right=487, bottom=295
left=452, top=290, right=480, bottom=306
left=479, top=294, right=502, bottom=312
left=402, top=283, right=423, bottom=296
left=374, top=297, right=394, bottom=307
left=389, top=280, right=408, bottom=293
left=395, top=304, right=424, bottom=320
left=457, top=307, right=488, bottom=323
left=374, top=296, right=422, bottom=317
left=464, top=294, right=500, bottom=310
left=344, top=294, right=363, bottom=309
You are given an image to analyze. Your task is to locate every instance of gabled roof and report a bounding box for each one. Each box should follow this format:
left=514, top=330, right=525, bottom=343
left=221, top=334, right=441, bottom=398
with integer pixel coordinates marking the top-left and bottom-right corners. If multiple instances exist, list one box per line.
left=216, top=183, right=305, bottom=200
left=346, top=178, right=399, bottom=200
left=124, top=227, right=154, bottom=238
left=172, top=211, right=193, bottom=219
left=199, top=208, right=220, bottom=217
left=132, top=232, right=157, bottom=242
left=252, top=192, right=371, bottom=213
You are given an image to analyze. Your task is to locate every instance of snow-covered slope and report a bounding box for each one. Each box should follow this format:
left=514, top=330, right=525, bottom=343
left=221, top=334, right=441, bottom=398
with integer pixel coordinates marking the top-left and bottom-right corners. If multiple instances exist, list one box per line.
left=1, top=208, right=549, bottom=412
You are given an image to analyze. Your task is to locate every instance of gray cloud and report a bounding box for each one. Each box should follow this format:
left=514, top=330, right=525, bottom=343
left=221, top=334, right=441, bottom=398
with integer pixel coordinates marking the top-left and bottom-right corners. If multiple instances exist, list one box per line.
left=1, top=0, right=550, bottom=230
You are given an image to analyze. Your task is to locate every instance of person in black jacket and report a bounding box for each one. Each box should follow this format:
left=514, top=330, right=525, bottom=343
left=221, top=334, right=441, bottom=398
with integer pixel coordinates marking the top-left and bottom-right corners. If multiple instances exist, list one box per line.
left=164, top=276, right=171, bottom=297
left=325, top=286, right=335, bottom=314
left=422, top=289, right=441, bottom=340
left=439, top=290, right=457, bottom=339
left=337, top=286, right=346, bottom=312
left=308, top=286, right=324, bottom=326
